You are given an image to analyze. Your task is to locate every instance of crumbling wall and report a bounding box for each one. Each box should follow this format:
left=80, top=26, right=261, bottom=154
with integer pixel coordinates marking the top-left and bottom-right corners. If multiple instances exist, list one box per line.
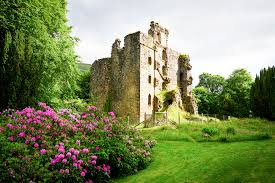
left=111, top=32, right=141, bottom=123
left=90, top=58, right=112, bottom=110
left=91, top=22, right=198, bottom=123
left=178, top=55, right=198, bottom=114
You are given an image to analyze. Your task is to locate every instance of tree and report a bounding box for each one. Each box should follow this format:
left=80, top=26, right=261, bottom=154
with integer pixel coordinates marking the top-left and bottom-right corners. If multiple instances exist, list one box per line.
left=251, top=66, right=275, bottom=120
left=196, top=73, right=226, bottom=95
left=193, top=73, right=225, bottom=114
left=192, top=86, right=214, bottom=114
left=0, top=0, right=79, bottom=110
left=219, top=69, right=253, bottom=117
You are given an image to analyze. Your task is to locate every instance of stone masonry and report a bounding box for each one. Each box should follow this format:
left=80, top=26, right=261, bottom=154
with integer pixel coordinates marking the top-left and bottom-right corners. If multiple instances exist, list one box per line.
left=90, top=22, right=198, bottom=123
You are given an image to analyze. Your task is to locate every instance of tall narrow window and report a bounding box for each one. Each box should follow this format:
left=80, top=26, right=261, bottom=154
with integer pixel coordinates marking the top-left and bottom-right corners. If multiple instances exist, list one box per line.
left=180, top=72, right=184, bottom=82
left=148, top=94, right=151, bottom=105
left=162, top=49, right=167, bottom=61
left=148, top=75, right=151, bottom=83
left=148, top=57, right=152, bottom=65
left=157, top=32, right=161, bottom=43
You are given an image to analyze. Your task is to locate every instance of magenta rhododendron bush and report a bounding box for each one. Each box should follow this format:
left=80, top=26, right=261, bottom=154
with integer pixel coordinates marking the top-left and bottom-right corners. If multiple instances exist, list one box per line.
left=0, top=103, right=155, bottom=182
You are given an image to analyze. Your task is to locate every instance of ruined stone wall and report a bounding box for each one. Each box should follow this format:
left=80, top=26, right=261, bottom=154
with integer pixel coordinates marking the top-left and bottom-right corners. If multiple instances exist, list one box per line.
left=91, top=22, right=198, bottom=123
left=140, top=32, right=154, bottom=121
left=90, top=58, right=112, bottom=110
left=111, top=32, right=141, bottom=123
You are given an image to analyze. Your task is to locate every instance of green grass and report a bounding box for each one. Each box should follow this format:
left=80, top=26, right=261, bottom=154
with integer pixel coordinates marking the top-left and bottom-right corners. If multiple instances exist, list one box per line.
left=141, top=118, right=274, bottom=143
left=115, top=118, right=275, bottom=183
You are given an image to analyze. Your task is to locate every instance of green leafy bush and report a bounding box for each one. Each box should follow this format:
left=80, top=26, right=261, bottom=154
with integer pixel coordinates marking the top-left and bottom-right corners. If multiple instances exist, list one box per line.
left=0, top=103, right=155, bottom=182
left=202, top=127, right=219, bottom=136
left=226, top=127, right=236, bottom=135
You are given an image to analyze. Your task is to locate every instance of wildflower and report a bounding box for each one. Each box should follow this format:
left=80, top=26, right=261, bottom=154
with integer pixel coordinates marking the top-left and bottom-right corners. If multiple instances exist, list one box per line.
left=58, top=148, right=65, bottom=154
left=69, top=148, right=75, bottom=153
left=51, top=159, right=57, bottom=165
left=87, top=106, right=97, bottom=111
left=34, top=143, right=39, bottom=148
left=18, top=132, right=26, bottom=138
left=107, top=134, right=112, bottom=138
left=95, top=146, right=100, bottom=151
left=91, top=160, right=96, bottom=165
left=91, top=155, right=97, bottom=160
left=82, top=148, right=89, bottom=154
left=74, top=150, right=80, bottom=156
left=46, top=125, right=51, bottom=129
left=59, top=169, right=65, bottom=174
left=25, top=140, right=29, bottom=144
left=38, top=102, right=47, bottom=107
left=40, top=149, right=46, bottom=155
left=31, top=137, right=36, bottom=142
left=21, top=125, right=27, bottom=129
left=103, top=117, right=109, bottom=123
left=116, top=157, right=122, bottom=161
left=73, top=163, right=78, bottom=167
left=71, top=155, right=77, bottom=161
left=62, top=159, right=67, bottom=164
left=80, top=171, right=86, bottom=176
left=58, top=154, right=65, bottom=159
left=64, top=169, right=70, bottom=174
left=102, top=167, right=108, bottom=172
left=78, top=160, right=83, bottom=164
left=8, top=136, right=14, bottom=141
left=7, top=124, right=13, bottom=130
left=76, top=140, right=80, bottom=146
left=66, top=152, right=72, bottom=157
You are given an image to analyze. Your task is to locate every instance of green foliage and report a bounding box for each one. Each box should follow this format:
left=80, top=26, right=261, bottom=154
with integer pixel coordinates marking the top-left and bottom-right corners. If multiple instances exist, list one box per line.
left=193, top=73, right=225, bottom=114
left=179, top=54, right=189, bottom=60
left=226, top=127, right=236, bottom=135
left=251, top=66, right=275, bottom=120
left=116, top=139, right=275, bottom=183
left=0, top=0, right=79, bottom=110
left=141, top=118, right=274, bottom=143
left=197, top=73, right=226, bottom=94
left=77, top=70, right=91, bottom=99
left=219, top=69, right=253, bottom=117
left=193, top=69, right=253, bottom=117
left=202, top=127, right=219, bottom=136
left=104, top=92, right=113, bottom=112
left=156, top=89, right=176, bottom=111
left=0, top=103, right=155, bottom=182
left=192, top=86, right=215, bottom=114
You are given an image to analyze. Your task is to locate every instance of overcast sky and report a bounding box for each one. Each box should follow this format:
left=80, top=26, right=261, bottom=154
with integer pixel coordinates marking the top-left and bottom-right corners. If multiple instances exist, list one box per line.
left=67, top=0, right=275, bottom=85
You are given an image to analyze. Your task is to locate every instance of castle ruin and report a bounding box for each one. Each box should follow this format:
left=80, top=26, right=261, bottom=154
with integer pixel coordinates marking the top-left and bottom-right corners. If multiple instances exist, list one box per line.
left=91, top=22, right=197, bottom=122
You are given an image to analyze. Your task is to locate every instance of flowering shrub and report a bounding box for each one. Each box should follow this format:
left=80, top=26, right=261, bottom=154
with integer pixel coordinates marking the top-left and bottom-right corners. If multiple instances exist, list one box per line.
left=0, top=103, right=155, bottom=182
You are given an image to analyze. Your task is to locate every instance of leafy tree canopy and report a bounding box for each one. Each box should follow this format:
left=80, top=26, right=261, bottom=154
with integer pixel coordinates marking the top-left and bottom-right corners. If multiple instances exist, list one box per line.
left=0, top=0, right=79, bottom=110
left=196, top=73, right=226, bottom=94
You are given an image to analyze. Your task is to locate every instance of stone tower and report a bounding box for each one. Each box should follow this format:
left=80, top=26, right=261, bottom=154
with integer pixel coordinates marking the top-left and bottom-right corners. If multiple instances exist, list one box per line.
left=90, top=22, right=197, bottom=123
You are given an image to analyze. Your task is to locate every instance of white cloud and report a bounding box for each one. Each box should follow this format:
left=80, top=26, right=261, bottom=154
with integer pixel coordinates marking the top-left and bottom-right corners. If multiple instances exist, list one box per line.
left=67, top=0, right=275, bottom=85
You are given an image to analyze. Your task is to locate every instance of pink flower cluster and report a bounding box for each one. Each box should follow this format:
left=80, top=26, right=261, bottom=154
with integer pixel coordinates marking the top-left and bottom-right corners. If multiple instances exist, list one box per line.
left=0, top=102, right=154, bottom=182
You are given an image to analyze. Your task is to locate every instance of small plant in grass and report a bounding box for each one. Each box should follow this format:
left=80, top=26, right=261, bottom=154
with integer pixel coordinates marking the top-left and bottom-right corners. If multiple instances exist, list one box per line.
left=202, top=127, right=219, bottom=136
left=226, top=127, right=236, bottom=135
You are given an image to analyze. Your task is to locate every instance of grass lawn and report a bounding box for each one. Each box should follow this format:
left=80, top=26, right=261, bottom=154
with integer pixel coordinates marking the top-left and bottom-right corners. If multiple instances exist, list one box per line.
left=115, top=119, right=275, bottom=183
